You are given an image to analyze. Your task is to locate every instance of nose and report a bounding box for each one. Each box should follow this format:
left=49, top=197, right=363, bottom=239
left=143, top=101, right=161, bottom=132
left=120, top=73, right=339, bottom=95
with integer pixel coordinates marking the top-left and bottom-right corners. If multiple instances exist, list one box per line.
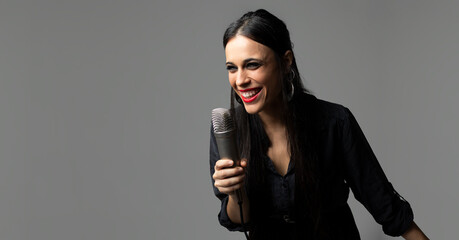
left=235, top=69, right=250, bottom=86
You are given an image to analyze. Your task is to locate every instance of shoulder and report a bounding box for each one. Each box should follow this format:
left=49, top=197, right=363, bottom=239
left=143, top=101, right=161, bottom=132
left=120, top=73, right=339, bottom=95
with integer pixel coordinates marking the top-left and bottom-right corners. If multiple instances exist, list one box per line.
left=298, top=93, right=351, bottom=124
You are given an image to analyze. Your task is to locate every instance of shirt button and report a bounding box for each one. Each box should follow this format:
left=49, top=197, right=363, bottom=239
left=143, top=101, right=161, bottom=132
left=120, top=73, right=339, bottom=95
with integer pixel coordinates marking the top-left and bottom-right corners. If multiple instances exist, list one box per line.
left=283, top=215, right=295, bottom=223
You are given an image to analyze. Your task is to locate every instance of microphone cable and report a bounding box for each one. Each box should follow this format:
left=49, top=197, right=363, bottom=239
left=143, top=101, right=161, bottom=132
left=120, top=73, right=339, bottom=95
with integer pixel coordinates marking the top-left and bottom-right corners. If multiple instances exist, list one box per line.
left=237, top=197, right=250, bottom=240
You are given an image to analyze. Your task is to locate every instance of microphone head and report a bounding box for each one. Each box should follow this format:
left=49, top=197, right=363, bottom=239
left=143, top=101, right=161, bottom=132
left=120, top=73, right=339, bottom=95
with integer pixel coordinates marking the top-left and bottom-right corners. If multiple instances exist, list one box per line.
left=211, top=108, right=235, bottom=133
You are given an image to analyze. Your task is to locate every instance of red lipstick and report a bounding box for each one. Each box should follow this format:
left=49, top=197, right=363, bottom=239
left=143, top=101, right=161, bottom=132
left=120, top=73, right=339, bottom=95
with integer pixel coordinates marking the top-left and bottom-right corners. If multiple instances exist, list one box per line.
left=239, top=88, right=262, bottom=103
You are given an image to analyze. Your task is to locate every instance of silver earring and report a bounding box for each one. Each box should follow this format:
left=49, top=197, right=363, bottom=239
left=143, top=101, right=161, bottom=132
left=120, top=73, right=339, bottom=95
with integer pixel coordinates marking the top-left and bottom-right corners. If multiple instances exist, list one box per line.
left=288, top=69, right=295, bottom=101
left=288, top=81, right=295, bottom=101
left=290, top=69, right=296, bottom=80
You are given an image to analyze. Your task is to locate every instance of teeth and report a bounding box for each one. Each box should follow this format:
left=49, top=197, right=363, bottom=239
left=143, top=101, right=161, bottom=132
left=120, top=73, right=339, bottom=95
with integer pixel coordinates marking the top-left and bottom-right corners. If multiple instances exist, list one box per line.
left=241, top=89, right=260, bottom=98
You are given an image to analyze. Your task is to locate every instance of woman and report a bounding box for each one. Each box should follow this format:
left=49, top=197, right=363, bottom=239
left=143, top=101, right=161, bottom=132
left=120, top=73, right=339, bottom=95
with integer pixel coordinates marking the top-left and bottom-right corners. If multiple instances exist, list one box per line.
left=210, top=9, right=428, bottom=240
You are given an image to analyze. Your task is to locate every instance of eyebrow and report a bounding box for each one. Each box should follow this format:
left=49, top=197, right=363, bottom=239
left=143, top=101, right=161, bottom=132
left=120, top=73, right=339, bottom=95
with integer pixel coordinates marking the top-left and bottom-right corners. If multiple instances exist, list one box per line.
left=226, top=58, right=262, bottom=65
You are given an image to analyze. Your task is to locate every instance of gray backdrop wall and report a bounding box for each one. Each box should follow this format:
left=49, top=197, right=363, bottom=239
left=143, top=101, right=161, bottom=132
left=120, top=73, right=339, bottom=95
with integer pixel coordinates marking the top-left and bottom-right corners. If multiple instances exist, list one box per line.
left=1, top=0, right=457, bottom=239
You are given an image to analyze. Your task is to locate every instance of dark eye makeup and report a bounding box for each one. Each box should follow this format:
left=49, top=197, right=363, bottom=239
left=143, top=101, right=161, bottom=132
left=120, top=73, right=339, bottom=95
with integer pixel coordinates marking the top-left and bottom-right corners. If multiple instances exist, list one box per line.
left=226, top=65, right=237, bottom=71
left=246, top=62, right=261, bottom=69
left=225, top=60, right=262, bottom=72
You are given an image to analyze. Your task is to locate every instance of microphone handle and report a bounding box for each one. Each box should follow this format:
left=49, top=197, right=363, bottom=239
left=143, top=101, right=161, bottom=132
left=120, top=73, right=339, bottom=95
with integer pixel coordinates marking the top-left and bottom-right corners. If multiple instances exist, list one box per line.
left=214, top=130, right=243, bottom=202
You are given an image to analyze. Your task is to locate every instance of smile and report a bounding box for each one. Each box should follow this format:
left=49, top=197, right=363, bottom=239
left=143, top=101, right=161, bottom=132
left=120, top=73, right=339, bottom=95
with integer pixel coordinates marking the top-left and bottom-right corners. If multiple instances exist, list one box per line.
left=239, top=88, right=262, bottom=103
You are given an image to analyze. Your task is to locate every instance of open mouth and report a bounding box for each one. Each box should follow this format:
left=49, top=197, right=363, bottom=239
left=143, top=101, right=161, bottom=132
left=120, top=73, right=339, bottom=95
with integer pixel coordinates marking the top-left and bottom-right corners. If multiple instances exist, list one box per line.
left=239, top=88, right=262, bottom=103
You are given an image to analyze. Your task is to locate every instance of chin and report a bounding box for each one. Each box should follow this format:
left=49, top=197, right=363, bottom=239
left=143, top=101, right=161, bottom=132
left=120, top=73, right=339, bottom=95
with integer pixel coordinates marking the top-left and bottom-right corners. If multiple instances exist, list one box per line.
left=243, top=104, right=262, bottom=115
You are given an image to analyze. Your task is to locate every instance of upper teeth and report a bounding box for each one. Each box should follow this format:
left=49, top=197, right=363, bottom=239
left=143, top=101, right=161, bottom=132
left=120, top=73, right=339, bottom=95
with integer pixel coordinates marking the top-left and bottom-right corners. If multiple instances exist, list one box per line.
left=241, top=89, right=260, bottom=98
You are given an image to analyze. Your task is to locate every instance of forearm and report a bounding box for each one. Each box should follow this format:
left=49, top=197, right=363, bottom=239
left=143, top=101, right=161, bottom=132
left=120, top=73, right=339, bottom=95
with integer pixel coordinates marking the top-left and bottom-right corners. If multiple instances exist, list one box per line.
left=402, top=221, right=429, bottom=240
left=226, top=189, right=250, bottom=224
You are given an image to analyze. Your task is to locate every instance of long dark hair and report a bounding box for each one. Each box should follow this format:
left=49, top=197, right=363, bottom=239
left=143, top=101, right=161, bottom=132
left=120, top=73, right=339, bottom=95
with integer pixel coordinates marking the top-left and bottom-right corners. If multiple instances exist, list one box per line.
left=223, top=9, right=325, bottom=239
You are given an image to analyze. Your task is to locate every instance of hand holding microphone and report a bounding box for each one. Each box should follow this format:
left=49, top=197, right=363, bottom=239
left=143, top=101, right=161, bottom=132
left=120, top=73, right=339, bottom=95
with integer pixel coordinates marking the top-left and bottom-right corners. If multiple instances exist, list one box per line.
left=212, top=158, right=247, bottom=197
left=211, top=108, right=247, bottom=200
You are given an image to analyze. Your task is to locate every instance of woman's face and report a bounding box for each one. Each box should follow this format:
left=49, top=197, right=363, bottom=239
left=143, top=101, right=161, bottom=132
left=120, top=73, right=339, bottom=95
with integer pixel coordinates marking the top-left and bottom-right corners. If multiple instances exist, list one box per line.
left=225, top=35, right=283, bottom=115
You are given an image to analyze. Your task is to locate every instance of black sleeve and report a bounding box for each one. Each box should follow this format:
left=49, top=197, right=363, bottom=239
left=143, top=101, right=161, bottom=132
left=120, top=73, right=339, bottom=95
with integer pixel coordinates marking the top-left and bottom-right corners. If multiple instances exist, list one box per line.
left=340, top=108, right=414, bottom=237
left=209, top=124, right=245, bottom=232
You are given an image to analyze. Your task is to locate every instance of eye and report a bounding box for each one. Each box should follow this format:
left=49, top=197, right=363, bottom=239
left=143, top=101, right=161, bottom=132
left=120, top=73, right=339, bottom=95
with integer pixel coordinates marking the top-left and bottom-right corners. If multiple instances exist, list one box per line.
left=246, top=62, right=261, bottom=70
left=226, top=65, right=237, bottom=72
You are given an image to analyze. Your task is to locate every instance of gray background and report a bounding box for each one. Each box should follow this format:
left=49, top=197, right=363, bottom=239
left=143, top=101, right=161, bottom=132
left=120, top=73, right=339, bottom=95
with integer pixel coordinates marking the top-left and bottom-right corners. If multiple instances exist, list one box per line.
left=0, top=0, right=457, bottom=239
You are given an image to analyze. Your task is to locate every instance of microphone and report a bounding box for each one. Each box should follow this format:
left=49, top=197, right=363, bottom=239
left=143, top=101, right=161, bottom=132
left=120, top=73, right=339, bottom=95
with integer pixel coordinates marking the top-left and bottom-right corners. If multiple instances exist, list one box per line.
left=211, top=108, right=243, bottom=202
left=211, top=108, right=250, bottom=240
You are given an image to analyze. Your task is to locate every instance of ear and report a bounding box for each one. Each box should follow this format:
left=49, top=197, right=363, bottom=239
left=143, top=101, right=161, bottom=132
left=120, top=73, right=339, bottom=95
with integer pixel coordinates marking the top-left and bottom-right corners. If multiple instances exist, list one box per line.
left=283, top=50, right=293, bottom=73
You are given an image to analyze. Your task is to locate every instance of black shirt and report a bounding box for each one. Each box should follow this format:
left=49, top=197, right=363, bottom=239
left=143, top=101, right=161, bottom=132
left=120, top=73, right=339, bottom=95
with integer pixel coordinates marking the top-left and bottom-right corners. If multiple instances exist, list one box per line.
left=209, top=94, right=413, bottom=239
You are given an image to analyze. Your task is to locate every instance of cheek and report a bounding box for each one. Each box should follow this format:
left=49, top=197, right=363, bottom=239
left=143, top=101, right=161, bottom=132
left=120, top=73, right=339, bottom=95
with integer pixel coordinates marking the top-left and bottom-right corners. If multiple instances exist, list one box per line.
left=256, top=73, right=273, bottom=86
left=228, top=74, right=236, bottom=88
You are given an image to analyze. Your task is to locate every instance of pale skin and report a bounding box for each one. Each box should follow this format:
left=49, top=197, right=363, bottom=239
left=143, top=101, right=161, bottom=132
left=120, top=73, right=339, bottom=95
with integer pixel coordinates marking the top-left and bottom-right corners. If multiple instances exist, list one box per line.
left=213, top=35, right=429, bottom=239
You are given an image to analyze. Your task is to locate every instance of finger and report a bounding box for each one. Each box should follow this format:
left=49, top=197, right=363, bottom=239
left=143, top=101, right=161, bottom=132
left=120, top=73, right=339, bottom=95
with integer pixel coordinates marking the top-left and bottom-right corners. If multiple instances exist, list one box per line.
left=213, top=166, right=244, bottom=180
left=217, top=173, right=245, bottom=188
left=240, top=158, right=248, bottom=167
left=214, top=159, right=235, bottom=170
left=215, top=181, right=245, bottom=194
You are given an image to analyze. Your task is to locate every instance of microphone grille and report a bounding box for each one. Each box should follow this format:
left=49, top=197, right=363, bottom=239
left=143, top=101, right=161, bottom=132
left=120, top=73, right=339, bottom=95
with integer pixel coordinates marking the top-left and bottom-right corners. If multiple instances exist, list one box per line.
left=211, top=108, right=234, bottom=133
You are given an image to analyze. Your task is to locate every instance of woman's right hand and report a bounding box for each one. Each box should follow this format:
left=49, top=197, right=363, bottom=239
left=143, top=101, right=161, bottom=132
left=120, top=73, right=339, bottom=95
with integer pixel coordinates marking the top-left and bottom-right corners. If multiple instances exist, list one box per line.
left=212, top=158, right=247, bottom=196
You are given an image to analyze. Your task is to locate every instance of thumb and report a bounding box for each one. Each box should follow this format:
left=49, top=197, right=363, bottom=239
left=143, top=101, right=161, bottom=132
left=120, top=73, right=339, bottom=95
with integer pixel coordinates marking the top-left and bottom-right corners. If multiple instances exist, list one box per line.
left=240, top=158, right=248, bottom=168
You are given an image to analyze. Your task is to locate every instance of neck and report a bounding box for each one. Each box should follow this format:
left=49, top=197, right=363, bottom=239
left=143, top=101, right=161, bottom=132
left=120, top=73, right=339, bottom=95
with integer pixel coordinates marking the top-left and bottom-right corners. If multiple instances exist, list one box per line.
left=258, top=98, right=286, bottom=140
